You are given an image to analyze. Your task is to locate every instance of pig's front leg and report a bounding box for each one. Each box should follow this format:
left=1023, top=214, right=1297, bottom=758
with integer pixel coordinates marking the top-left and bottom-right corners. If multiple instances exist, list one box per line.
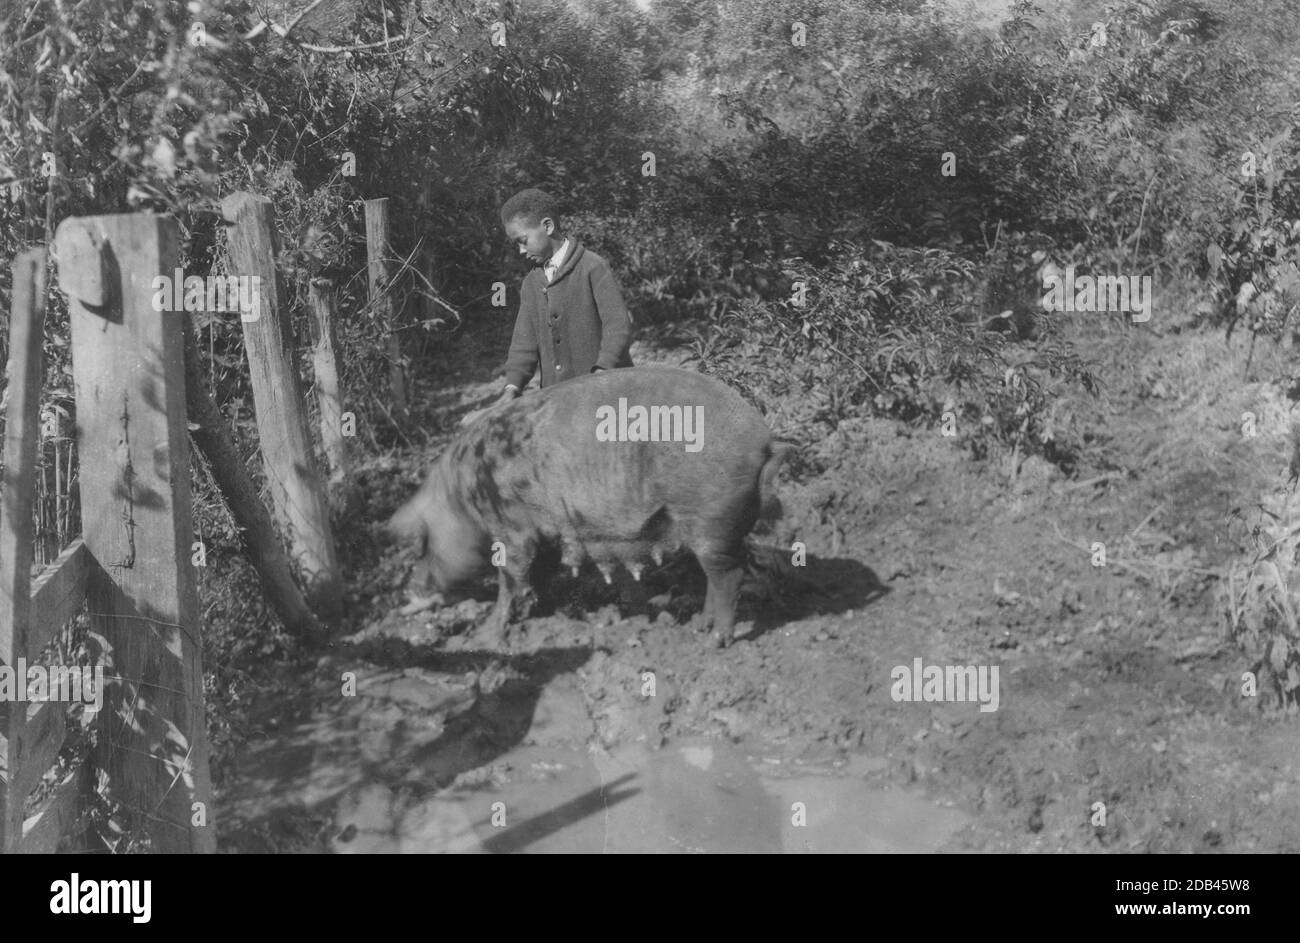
left=481, top=543, right=536, bottom=648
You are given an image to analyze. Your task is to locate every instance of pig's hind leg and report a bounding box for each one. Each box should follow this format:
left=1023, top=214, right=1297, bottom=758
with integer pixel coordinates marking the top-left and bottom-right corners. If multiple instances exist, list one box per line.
left=698, top=553, right=746, bottom=649
left=692, top=496, right=761, bottom=648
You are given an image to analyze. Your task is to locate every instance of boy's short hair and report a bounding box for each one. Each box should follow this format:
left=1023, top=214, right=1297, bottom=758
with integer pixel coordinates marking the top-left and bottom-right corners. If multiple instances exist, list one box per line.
left=500, top=188, right=560, bottom=228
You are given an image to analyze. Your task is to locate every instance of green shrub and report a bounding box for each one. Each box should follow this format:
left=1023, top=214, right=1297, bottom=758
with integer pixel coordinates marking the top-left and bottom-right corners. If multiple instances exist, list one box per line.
left=687, top=241, right=1097, bottom=467
left=1224, top=480, right=1300, bottom=710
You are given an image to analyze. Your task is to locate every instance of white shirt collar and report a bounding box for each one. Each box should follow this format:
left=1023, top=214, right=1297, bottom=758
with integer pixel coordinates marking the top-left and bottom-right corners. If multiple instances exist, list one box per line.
left=544, top=239, right=570, bottom=281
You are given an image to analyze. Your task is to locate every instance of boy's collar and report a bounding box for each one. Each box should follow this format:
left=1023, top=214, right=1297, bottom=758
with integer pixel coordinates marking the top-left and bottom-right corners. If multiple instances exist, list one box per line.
left=543, top=239, right=583, bottom=284
left=547, top=238, right=571, bottom=268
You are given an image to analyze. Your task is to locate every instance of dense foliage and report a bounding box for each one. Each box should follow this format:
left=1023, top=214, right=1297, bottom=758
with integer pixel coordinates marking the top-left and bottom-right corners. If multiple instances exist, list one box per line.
left=4, top=0, right=1300, bottom=823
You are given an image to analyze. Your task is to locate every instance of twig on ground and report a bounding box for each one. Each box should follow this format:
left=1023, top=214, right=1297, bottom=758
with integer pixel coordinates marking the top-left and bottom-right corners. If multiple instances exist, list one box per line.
left=1059, top=472, right=1126, bottom=492
left=1049, top=519, right=1222, bottom=579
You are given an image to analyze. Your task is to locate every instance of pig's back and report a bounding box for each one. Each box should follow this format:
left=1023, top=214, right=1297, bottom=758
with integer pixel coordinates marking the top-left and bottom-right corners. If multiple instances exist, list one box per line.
left=520, top=367, right=774, bottom=537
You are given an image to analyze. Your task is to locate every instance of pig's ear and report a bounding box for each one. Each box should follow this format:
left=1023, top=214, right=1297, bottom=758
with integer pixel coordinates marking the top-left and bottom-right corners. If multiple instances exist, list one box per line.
left=386, top=499, right=424, bottom=541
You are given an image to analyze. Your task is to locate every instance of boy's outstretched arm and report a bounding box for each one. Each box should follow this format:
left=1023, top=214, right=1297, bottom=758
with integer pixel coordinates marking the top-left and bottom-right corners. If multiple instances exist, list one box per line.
left=591, top=262, right=633, bottom=371
left=503, top=285, right=540, bottom=393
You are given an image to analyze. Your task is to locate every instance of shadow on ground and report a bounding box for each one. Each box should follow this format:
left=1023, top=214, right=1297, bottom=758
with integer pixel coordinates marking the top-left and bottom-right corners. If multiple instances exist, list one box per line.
left=217, top=638, right=598, bottom=853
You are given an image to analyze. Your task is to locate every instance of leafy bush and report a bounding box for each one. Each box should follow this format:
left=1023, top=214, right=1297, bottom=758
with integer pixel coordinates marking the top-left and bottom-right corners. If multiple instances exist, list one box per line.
left=687, top=241, right=1097, bottom=468
left=1224, top=477, right=1300, bottom=710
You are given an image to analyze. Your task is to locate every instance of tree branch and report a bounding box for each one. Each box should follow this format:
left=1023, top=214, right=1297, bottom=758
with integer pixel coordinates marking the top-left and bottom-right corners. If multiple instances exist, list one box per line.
left=241, top=1, right=426, bottom=54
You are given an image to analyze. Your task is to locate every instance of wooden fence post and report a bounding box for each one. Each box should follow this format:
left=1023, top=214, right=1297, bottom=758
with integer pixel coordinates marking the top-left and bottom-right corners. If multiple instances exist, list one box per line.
left=365, top=198, right=408, bottom=420
left=54, top=214, right=215, bottom=852
left=221, top=192, right=342, bottom=627
left=0, top=249, right=47, bottom=853
left=307, top=278, right=349, bottom=495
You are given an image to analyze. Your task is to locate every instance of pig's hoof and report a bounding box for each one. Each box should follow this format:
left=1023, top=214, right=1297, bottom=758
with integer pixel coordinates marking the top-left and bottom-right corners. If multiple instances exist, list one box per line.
left=709, top=628, right=733, bottom=649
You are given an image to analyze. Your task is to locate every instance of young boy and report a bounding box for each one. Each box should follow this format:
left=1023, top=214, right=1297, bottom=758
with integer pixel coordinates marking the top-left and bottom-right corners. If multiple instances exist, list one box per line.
left=470, top=188, right=633, bottom=421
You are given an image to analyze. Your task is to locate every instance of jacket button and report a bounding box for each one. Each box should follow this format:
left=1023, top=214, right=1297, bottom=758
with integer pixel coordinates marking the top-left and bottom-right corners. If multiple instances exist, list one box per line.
left=556, top=364, right=563, bottom=372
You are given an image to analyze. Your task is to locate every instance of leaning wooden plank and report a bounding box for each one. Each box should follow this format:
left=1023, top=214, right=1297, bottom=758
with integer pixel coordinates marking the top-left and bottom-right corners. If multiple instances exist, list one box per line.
left=0, top=248, right=46, bottom=854
left=27, top=539, right=90, bottom=659
left=12, top=701, right=67, bottom=803
left=180, top=317, right=323, bottom=643
left=22, top=762, right=84, bottom=854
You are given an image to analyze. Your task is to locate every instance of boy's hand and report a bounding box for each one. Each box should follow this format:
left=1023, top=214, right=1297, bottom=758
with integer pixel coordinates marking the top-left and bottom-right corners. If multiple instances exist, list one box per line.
left=461, top=385, right=520, bottom=427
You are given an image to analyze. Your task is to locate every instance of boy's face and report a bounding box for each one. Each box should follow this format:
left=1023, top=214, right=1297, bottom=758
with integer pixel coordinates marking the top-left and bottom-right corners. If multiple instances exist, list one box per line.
left=505, top=215, right=559, bottom=266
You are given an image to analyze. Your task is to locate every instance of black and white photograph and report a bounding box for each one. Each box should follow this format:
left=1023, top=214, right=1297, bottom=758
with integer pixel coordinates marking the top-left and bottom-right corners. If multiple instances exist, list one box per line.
left=0, top=0, right=1295, bottom=882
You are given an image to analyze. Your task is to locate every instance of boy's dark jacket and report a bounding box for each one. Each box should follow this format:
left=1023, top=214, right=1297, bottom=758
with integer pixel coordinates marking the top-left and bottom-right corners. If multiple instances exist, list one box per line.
left=504, top=240, right=633, bottom=391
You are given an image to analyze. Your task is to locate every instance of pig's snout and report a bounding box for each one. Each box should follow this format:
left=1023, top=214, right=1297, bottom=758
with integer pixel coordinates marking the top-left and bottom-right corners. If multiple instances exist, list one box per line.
left=386, top=496, right=425, bottom=542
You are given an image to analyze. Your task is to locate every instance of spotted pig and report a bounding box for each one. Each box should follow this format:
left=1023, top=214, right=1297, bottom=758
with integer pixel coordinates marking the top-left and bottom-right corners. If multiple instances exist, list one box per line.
left=387, top=366, right=794, bottom=647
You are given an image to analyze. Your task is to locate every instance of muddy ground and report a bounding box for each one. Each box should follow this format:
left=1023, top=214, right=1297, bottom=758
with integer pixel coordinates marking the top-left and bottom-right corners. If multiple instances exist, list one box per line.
left=216, top=311, right=1300, bottom=854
